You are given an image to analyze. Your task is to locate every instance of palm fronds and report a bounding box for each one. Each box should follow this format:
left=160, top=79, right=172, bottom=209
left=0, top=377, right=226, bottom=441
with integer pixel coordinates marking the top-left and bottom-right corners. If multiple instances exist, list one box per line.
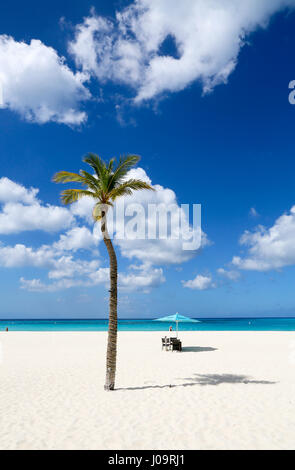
left=107, top=155, right=141, bottom=189
left=60, top=189, right=97, bottom=205
left=83, top=154, right=108, bottom=184
left=108, top=179, right=155, bottom=200
left=52, top=171, right=87, bottom=185
left=79, top=170, right=100, bottom=192
left=54, top=154, right=154, bottom=207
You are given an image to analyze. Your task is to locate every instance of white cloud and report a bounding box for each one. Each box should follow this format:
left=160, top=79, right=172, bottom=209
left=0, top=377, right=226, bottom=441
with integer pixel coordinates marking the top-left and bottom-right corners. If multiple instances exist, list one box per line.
left=71, top=167, right=209, bottom=265
left=20, top=278, right=52, bottom=292
left=182, top=274, right=215, bottom=290
left=232, top=206, right=295, bottom=271
left=0, top=239, right=103, bottom=292
left=70, top=196, right=96, bottom=223
left=48, top=257, right=100, bottom=280
left=0, top=35, right=89, bottom=125
left=87, top=267, right=110, bottom=285
left=0, top=243, right=54, bottom=268
left=0, top=202, right=74, bottom=234
left=19, top=263, right=164, bottom=293
left=0, top=242, right=100, bottom=278
left=118, top=264, right=165, bottom=293
left=118, top=238, right=197, bottom=265
left=69, top=1, right=295, bottom=102
left=0, top=177, right=74, bottom=234
left=113, top=167, right=209, bottom=265
left=68, top=13, right=115, bottom=81
left=19, top=275, right=99, bottom=292
left=217, top=267, right=240, bottom=281
left=53, top=226, right=99, bottom=252
left=0, top=177, right=39, bottom=204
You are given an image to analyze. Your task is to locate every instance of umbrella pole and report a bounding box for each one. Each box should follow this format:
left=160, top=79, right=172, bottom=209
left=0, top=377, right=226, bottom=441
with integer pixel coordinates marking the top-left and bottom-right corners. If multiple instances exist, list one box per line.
left=176, top=321, right=178, bottom=338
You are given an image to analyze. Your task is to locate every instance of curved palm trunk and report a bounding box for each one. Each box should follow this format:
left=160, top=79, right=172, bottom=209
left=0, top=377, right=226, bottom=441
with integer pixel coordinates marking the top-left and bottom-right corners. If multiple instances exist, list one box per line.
left=101, top=212, right=118, bottom=391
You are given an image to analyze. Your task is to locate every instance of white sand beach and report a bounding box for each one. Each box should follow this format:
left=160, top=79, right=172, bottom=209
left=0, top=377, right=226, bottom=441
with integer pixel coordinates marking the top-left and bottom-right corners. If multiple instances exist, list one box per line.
left=0, top=331, right=295, bottom=450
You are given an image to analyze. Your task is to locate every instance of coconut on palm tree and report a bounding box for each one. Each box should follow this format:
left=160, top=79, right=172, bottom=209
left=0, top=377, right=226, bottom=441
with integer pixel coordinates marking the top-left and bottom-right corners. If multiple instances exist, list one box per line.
left=53, top=154, right=154, bottom=390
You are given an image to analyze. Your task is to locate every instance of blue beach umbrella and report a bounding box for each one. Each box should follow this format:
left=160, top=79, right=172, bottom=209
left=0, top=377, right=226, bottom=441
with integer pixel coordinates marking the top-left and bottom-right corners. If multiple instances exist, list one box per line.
left=154, top=312, right=200, bottom=338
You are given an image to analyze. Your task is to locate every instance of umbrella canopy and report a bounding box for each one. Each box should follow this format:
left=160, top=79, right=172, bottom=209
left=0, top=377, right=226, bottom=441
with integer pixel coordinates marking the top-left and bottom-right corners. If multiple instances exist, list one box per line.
left=154, top=312, right=200, bottom=337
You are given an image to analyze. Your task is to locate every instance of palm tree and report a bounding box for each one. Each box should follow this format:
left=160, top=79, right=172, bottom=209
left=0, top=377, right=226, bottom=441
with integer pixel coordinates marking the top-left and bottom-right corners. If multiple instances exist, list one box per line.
left=53, top=154, right=154, bottom=390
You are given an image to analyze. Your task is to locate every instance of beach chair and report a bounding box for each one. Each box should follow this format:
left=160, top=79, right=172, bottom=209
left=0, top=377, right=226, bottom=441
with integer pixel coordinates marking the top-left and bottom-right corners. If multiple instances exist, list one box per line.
left=170, top=338, right=182, bottom=352
left=161, top=337, right=171, bottom=351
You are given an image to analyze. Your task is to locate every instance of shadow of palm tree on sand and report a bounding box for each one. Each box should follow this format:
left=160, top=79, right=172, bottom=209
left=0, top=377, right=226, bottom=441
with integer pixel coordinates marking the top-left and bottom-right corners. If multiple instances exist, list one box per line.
left=116, top=373, right=277, bottom=391
left=180, top=373, right=277, bottom=386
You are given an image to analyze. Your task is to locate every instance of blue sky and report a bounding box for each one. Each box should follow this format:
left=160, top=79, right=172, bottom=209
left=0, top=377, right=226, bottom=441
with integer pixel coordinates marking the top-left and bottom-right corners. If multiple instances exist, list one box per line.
left=1, top=0, right=295, bottom=318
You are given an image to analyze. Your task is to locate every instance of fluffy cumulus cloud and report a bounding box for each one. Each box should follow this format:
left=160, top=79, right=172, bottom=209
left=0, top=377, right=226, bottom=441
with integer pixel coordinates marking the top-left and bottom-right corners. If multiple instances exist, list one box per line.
left=70, top=196, right=95, bottom=223
left=0, top=177, right=74, bottom=234
left=53, top=226, right=98, bottom=252
left=69, top=0, right=295, bottom=102
left=0, top=35, right=89, bottom=125
left=0, top=177, right=38, bottom=204
left=69, top=167, right=209, bottom=266
left=0, top=243, right=54, bottom=269
left=0, top=202, right=74, bottom=234
left=0, top=240, right=99, bottom=275
left=232, top=206, right=295, bottom=271
left=19, top=272, right=106, bottom=293
left=182, top=274, right=215, bottom=290
left=118, top=264, right=165, bottom=293
left=112, top=168, right=208, bottom=265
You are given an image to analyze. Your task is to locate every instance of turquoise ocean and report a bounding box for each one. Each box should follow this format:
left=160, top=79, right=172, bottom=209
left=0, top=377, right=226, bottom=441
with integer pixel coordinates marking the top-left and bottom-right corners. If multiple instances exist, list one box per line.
left=1, top=318, right=295, bottom=331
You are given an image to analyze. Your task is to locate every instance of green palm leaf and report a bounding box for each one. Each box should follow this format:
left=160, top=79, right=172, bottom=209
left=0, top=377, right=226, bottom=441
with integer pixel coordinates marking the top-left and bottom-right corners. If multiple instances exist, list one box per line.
left=107, top=155, right=140, bottom=189
left=79, top=170, right=100, bottom=192
left=83, top=153, right=108, bottom=186
left=108, top=179, right=155, bottom=200
left=52, top=171, right=87, bottom=185
left=61, top=189, right=97, bottom=205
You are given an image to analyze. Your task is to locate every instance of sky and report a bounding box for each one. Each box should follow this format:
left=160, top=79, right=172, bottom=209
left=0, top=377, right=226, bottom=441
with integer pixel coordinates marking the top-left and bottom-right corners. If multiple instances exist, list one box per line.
left=1, top=0, right=295, bottom=319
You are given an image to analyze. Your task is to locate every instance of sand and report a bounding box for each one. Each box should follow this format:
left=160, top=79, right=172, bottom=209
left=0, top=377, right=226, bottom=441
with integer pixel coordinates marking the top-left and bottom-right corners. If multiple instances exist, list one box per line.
left=0, top=331, right=294, bottom=450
